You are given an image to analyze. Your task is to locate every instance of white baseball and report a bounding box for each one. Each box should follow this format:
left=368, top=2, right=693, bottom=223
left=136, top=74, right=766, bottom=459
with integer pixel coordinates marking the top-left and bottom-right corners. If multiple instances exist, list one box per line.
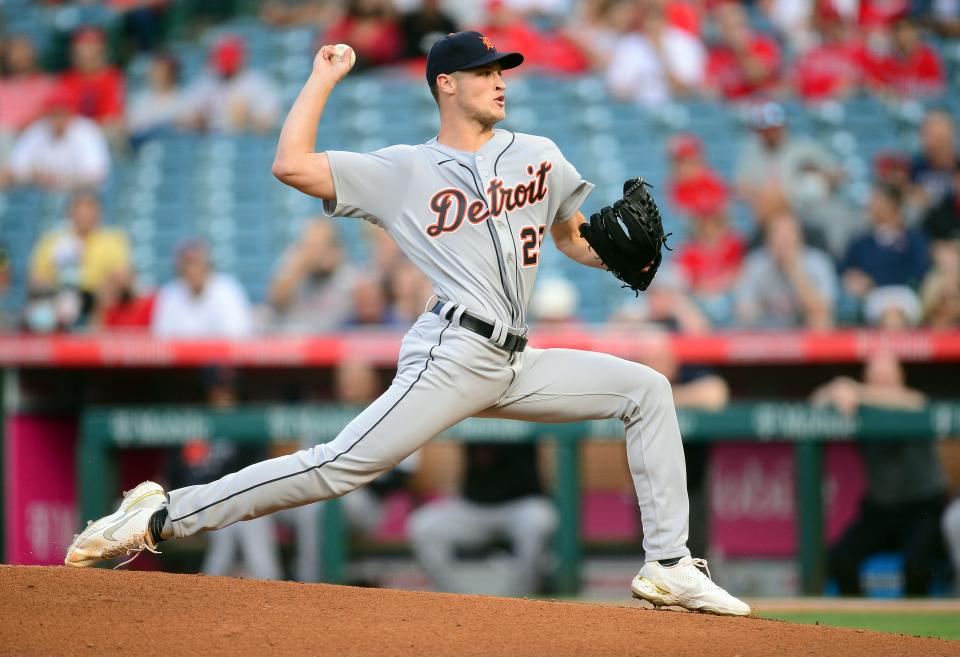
left=331, top=44, right=356, bottom=69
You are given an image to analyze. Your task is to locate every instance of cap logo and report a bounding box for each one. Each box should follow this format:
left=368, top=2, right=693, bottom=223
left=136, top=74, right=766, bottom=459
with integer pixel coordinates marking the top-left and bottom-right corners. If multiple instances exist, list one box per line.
left=480, top=35, right=495, bottom=51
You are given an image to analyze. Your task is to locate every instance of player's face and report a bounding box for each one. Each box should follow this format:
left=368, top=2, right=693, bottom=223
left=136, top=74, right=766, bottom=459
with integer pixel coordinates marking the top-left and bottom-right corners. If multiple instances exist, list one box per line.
left=453, top=64, right=506, bottom=127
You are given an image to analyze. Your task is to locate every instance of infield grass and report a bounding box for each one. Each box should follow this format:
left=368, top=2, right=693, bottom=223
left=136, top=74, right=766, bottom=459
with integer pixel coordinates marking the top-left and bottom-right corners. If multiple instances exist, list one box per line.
left=758, top=611, right=960, bottom=641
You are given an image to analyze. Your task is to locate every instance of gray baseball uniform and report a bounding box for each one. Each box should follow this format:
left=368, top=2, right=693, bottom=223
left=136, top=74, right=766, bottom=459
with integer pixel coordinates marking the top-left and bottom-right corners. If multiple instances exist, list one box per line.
left=165, top=128, right=691, bottom=562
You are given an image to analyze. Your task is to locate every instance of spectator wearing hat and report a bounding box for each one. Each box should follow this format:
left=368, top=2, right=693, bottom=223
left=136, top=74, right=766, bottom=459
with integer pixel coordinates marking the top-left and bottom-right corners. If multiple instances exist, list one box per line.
left=735, top=212, right=838, bottom=329
left=57, top=28, right=125, bottom=140
left=841, top=183, right=930, bottom=305
left=0, top=36, right=55, bottom=159
left=151, top=239, right=253, bottom=338
left=863, top=285, right=923, bottom=330
left=704, top=2, right=781, bottom=100
left=860, top=17, right=945, bottom=99
left=181, top=35, right=281, bottom=133
left=911, top=110, right=959, bottom=214
left=28, top=190, right=130, bottom=327
left=605, top=3, right=705, bottom=107
left=792, top=7, right=862, bottom=103
left=127, top=53, right=186, bottom=146
left=529, top=275, right=581, bottom=327
left=666, top=134, right=730, bottom=220
left=672, top=179, right=745, bottom=326
left=735, top=101, right=851, bottom=257
left=3, top=87, right=110, bottom=191
left=323, top=0, right=404, bottom=71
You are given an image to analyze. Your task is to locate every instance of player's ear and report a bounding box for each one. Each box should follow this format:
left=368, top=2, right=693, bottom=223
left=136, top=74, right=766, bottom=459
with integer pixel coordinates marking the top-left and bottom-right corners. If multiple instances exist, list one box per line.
left=436, top=72, right=456, bottom=97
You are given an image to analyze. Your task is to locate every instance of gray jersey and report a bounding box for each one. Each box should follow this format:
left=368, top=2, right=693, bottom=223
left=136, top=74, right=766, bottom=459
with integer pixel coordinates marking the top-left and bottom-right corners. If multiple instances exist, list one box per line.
left=322, top=129, right=594, bottom=326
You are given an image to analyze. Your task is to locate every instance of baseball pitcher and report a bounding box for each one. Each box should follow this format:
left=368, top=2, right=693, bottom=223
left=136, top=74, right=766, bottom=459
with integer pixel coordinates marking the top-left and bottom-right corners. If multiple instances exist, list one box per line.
left=66, top=31, right=750, bottom=616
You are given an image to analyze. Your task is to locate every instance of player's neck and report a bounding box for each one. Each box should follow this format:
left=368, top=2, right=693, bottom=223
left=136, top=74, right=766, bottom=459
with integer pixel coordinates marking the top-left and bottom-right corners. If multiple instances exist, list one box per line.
left=436, top=115, right=496, bottom=154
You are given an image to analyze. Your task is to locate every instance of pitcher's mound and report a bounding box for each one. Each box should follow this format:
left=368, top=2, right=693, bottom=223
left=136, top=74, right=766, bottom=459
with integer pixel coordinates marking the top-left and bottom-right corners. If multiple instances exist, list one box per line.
left=0, top=565, right=952, bottom=657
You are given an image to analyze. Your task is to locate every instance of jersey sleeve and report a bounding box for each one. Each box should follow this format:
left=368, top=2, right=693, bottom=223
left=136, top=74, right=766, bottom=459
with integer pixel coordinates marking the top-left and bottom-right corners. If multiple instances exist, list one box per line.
left=322, top=146, right=415, bottom=226
left=553, top=149, right=594, bottom=223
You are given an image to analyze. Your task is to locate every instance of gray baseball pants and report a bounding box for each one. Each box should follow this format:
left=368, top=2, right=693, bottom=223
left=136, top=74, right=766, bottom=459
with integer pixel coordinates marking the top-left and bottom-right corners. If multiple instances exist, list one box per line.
left=166, top=311, right=691, bottom=561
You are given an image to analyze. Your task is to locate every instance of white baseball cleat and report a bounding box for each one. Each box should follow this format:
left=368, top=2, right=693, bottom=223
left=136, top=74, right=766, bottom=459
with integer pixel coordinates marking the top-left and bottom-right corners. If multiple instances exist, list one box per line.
left=64, top=480, right=167, bottom=568
left=631, top=556, right=752, bottom=616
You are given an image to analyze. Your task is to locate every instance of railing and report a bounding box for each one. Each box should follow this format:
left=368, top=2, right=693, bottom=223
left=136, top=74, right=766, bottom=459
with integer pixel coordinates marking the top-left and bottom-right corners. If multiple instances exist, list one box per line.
left=78, top=402, right=960, bottom=595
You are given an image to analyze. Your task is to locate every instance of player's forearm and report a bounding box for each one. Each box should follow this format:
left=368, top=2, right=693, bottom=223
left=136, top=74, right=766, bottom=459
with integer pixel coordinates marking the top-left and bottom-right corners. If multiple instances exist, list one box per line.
left=553, top=213, right=604, bottom=269
left=273, top=74, right=335, bottom=172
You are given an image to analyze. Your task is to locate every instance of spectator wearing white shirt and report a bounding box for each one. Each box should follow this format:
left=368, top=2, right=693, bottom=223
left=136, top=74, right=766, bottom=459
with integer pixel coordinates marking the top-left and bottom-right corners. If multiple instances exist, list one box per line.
left=3, top=88, right=110, bottom=191
left=606, top=5, right=705, bottom=107
left=127, top=53, right=187, bottom=146
left=151, top=239, right=253, bottom=338
left=181, top=35, right=281, bottom=134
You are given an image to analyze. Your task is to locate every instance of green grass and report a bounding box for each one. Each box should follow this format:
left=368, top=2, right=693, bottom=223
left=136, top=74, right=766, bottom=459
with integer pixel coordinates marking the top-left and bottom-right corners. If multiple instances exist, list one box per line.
left=759, top=611, right=960, bottom=641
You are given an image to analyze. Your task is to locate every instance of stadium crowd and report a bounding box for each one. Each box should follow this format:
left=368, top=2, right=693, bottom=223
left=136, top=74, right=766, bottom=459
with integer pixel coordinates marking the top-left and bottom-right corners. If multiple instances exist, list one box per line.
left=0, top=0, right=958, bottom=594
left=0, top=0, right=956, bottom=334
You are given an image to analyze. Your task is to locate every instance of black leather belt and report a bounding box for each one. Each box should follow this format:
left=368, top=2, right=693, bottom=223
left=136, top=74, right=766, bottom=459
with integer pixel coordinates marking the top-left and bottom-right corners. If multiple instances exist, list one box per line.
left=430, top=301, right=527, bottom=353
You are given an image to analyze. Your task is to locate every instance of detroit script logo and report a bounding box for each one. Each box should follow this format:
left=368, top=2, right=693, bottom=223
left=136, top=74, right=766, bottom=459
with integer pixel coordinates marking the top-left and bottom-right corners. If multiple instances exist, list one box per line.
left=425, top=161, right=552, bottom=237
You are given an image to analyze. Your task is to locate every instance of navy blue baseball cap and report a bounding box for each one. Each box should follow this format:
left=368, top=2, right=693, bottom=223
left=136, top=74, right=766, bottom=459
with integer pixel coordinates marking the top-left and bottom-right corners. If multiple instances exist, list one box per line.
left=426, top=31, right=524, bottom=87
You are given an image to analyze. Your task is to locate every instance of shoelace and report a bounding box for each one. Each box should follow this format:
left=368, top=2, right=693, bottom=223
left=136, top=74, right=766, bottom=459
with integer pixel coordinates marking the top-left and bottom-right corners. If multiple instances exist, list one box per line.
left=112, top=539, right=162, bottom=569
left=690, top=558, right=713, bottom=580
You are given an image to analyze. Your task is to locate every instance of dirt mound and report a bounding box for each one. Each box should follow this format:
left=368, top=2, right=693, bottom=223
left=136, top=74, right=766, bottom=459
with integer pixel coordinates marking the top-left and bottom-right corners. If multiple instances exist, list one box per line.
left=0, top=565, right=953, bottom=657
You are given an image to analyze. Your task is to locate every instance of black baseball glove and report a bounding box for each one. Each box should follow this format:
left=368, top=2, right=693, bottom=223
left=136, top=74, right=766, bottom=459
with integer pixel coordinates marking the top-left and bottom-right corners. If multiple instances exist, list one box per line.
left=578, top=177, right=671, bottom=294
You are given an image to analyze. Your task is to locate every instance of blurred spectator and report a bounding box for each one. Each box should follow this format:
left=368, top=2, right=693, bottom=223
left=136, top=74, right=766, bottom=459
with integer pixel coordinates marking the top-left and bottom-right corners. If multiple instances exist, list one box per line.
left=605, top=3, right=705, bottom=107
left=409, top=441, right=557, bottom=596
left=4, top=89, right=111, bottom=191
left=323, top=0, right=403, bottom=71
left=840, top=183, right=930, bottom=303
left=344, top=274, right=400, bottom=326
left=858, top=0, right=910, bottom=27
left=666, top=134, right=730, bottom=220
left=126, top=53, right=185, bottom=146
left=874, top=150, right=924, bottom=226
left=112, top=0, right=170, bottom=54
left=704, top=2, right=781, bottom=100
left=167, top=367, right=283, bottom=580
left=944, top=497, right=960, bottom=593
left=529, top=275, right=580, bottom=327
left=735, top=101, right=850, bottom=257
left=0, top=36, right=55, bottom=159
left=260, top=0, right=334, bottom=27
left=609, top=264, right=712, bottom=334
left=916, top=0, right=960, bottom=38
left=922, top=169, right=960, bottom=244
left=792, top=8, right=861, bottom=102
left=388, top=259, right=434, bottom=324
left=57, top=28, right=125, bottom=138
left=180, top=35, right=281, bottom=133
left=269, top=219, right=358, bottom=333
left=863, top=285, right=923, bottom=329
left=643, top=344, right=728, bottom=559
left=476, top=1, right=588, bottom=74
left=812, top=353, right=949, bottom=596
left=860, top=17, right=945, bottom=99
left=28, top=190, right=129, bottom=327
left=910, top=110, right=959, bottom=213
left=673, top=192, right=745, bottom=325
left=0, top=245, right=15, bottom=332
left=286, top=358, right=419, bottom=582
left=564, top=0, right=638, bottom=69
left=91, top=267, right=156, bottom=331
left=151, top=238, right=253, bottom=338
left=500, top=0, right=569, bottom=20
left=762, top=0, right=816, bottom=52
left=734, top=212, right=837, bottom=329
left=400, top=0, right=459, bottom=60
left=920, top=240, right=960, bottom=329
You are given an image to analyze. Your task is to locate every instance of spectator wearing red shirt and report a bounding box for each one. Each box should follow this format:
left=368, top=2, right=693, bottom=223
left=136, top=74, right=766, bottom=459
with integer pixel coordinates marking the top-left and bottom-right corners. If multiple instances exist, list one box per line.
left=793, top=9, right=862, bottom=102
left=0, top=36, right=55, bottom=154
left=860, top=17, right=945, bottom=98
left=705, top=2, right=781, bottom=100
left=666, top=134, right=730, bottom=219
left=58, top=28, right=124, bottom=139
left=673, top=183, right=745, bottom=325
left=323, top=0, right=403, bottom=71
left=93, top=268, right=156, bottom=330
left=477, top=1, right=588, bottom=74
